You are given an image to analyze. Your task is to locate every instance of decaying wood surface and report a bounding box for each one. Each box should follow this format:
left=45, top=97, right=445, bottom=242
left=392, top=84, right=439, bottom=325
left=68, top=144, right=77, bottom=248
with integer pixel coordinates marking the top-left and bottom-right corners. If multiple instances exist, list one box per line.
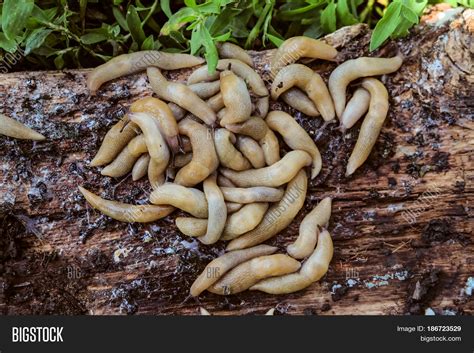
left=0, top=7, right=472, bottom=315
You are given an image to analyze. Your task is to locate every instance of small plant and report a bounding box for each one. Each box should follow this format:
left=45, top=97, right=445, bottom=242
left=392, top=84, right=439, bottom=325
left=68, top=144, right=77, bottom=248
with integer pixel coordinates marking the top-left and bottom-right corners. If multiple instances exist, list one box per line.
left=0, top=0, right=472, bottom=71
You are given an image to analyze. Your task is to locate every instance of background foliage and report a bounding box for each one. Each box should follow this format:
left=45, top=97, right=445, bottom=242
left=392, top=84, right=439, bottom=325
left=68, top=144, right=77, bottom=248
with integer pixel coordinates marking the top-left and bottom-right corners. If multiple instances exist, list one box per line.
left=0, top=0, right=472, bottom=71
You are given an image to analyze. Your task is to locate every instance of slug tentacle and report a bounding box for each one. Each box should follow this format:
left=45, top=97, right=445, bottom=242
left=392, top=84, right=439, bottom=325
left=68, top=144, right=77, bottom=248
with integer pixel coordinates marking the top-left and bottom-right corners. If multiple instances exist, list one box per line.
left=328, top=55, right=402, bottom=118
left=287, top=197, right=332, bottom=259
left=226, top=169, right=308, bottom=251
left=0, top=114, right=45, bottom=141
left=346, top=78, right=389, bottom=176
left=79, top=186, right=173, bottom=223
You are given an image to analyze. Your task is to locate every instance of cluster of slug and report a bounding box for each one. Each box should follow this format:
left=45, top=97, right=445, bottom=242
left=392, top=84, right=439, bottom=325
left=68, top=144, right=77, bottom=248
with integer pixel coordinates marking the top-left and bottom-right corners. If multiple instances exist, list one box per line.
left=0, top=36, right=401, bottom=297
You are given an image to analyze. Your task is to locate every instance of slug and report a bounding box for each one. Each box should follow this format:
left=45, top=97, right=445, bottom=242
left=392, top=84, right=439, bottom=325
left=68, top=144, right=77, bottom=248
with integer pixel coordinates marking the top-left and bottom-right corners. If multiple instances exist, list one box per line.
left=206, top=93, right=225, bottom=112
left=147, top=67, right=216, bottom=126
left=208, top=254, right=301, bottom=295
left=90, top=115, right=138, bottom=167
left=270, top=36, right=337, bottom=76
left=219, top=70, right=252, bottom=125
left=259, top=129, right=280, bottom=166
left=130, top=97, right=179, bottom=153
left=217, top=174, right=236, bottom=187
left=225, top=117, right=268, bottom=142
left=220, top=150, right=311, bottom=187
left=217, top=42, right=253, bottom=67
left=174, top=118, right=219, bottom=187
left=339, top=88, right=371, bottom=131
left=148, top=158, right=166, bottom=188
left=129, top=112, right=170, bottom=170
left=226, top=202, right=243, bottom=213
left=79, top=186, right=173, bottom=222
left=226, top=169, right=308, bottom=251
left=255, top=96, right=269, bottom=118
left=220, top=186, right=284, bottom=203
left=236, top=136, right=266, bottom=168
left=189, top=81, right=221, bottom=99
left=0, top=114, right=45, bottom=141
left=287, top=197, right=332, bottom=259
left=271, top=64, right=335, bottom=122
left=198, top=174, right=227, bottom=245
left=214, top=129, right=252, bottom=171
left=128, top=134, right=148, bottom=157
left=221, top=203, right=269, bottom=240
left=266, top=111, right=322, bottom=178
left=101, top=143, right=139, bottom=178
left=281, top=88, right=319, bottom=117
left=346, top=78, right=389, bottom=176
left=173, top=153, right=193, bottom=168
left=168, top=102, right=187, bottom=121
left=149, top=183, right=208, bottom=218
left=188, top=59, right=268, bottom=97
left=190, top=244, right=278, bottom=296
left=132, top=153, right=150, bottom=181
left=250, top=229, right=333, bottom=294
left=328, top=55, right=402, bottom=118
left=87, top=51, right=204, bottom=93
left=175, top=217, right=208, bottom=237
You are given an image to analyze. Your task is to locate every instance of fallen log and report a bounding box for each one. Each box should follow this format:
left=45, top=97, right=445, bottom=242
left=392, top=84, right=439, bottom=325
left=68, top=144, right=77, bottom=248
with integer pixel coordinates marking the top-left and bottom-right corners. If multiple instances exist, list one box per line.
left=0, top=7, right=472, bottom=315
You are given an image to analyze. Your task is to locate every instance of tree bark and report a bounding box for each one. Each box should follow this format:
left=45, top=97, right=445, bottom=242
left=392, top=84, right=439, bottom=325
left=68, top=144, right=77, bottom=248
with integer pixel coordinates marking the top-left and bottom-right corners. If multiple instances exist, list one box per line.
left=0, top=7, right=472, bottom=315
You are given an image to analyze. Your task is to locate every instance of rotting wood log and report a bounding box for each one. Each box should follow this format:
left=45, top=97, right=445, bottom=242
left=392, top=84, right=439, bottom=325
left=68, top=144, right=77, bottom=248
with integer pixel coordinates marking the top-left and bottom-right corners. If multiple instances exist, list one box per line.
left=0, top=6, right=472, bottom=315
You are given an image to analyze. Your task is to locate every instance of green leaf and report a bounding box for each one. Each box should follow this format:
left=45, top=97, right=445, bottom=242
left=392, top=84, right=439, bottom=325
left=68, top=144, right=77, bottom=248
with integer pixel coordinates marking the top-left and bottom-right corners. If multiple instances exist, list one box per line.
left=126, top=5, right=146, bottom=45
left=190, top=27, right=202, bottom=55
left=141, top=34, right=155, bottom=50
left=54, top=54, right=64, bottom=69
left=199, top=24, right=218, bottom=73
left=266, top=33, right=284, bottom=47
left=81, top=31, right=109, bottom=45
left=2, top=0, right=34, bottom=41
left=160, top=7, right=197, bottom=35
left=401, top=5, right=419, bottom=24
left=25, top=28, right=52, bottom=54
left=113, top=7, right=129, bottom=31
left=160, top=0, right=172, bottom=18
left=184, top=0, right=197, bottom=7
left=369, top=1, right=402, bottom=51
left=337, top=0, right=358, bottom=26
left=213, top=31, right=231, bottom=42
left=0, top=32, right=17, bottom=53
left=321, top=0, right=337, bottom=33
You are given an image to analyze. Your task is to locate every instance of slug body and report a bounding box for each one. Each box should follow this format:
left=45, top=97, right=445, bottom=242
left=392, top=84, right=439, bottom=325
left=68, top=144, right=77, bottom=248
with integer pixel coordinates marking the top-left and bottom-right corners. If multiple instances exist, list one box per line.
left=339, top=88, right=371, bottom=130
left=266, top=111, right=322, bottom=178
left=270, top=36, right=337, bottom=76
left=259, top=129, right=280, bottom=165
left=198, top=175, right=227, bottom=245
left=101, top=143, right=139, bottom=178
left=226, top=169, right=308, bottom=251
left=130, top=97, right=179, bottom=153
left=87, top=51, right=204, bottom=93
left=189, top=81, right=221, bottom=99
left=287, top=197, right=332, bottom=259
left=147, top=67, right=216, bottom=126
left=214, top=129, right=251, bottom=171
left=346, top=78, right=389, bottom=176
left=190, top=244, right=278, bottom=296
left=328, top=55, right=402, bottom=118
left=149, top=183, right=208, bottom=218
left=281, top=88, right=319, bottom=117
left=208, top=254, right=301, bottom=295
left=90, top=116, right=138, bottom=167
left=0, top=114, right=45, bottom=141
left=271, top=64, right=335, bottom=122
left=132, top=153, right=150, bottom=181
left=220, top=187, right=284, bottom=203
left=79, top=186, right=173, bottom=222
left=236, top=136, right=266, bottom=168
left=225, top=117, right=268, bottom=141
left=221, top=150, right=311, bottom=187
left=174, top=118, right=219, bottom=186
left=221, top=203, right=269, bottom=240
left=217, top=42, right=253, bottom=67
left=219, top=70, right=252, bottom=125
left=250, top=230, right=334, bottom=294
